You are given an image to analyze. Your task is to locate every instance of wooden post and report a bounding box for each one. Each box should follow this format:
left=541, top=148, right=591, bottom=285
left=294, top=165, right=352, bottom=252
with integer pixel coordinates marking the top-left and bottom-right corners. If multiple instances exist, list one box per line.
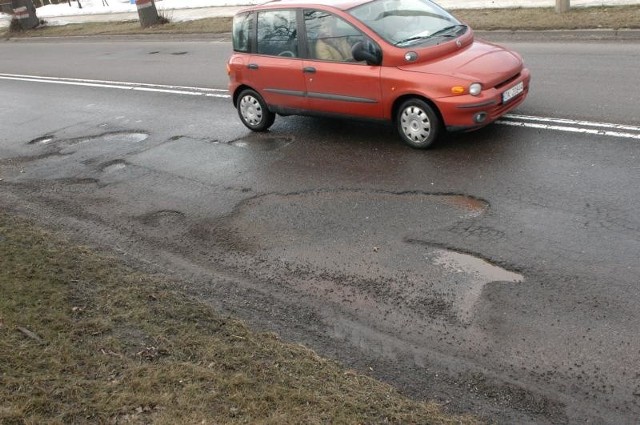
left=556, top=0, right=570, bottom=13
left=11, top=0, right=39, bottom=29
left=135, top=0, right=160, bottom=28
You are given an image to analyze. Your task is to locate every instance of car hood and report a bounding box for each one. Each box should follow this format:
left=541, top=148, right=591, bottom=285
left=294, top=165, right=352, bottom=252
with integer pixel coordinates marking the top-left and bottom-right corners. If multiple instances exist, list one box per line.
left=398, top=40, right=523, bottom=87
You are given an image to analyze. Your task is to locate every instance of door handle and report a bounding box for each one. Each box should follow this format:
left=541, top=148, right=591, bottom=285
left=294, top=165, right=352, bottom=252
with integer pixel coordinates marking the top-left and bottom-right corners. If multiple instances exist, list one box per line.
left=303, top=67, right=316, bottom=74
left=247, top=63, right=259, bottom=70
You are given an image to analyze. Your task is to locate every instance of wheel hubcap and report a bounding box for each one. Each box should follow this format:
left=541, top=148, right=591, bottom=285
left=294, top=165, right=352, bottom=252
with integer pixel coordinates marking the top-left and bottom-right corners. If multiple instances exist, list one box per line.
left=401, top=106, right=431, bottom=143
left=240, top=95, right=262, bottom=126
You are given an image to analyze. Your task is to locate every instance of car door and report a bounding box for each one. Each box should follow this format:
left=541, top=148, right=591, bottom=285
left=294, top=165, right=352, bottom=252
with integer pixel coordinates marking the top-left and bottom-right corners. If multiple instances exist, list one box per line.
left=247, top=9, right=307, bottom=111
left=303, top=9, right=383, bottom=119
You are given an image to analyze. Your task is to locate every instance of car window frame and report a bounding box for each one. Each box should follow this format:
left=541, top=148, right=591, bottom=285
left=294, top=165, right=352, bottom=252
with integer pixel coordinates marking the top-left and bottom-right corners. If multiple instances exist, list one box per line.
left=254, top=8, right=303, bottom=58
left=232, top=11, right=254, bottom=53
left=234, top=7, right=379, bottom=65
left=303, top=8, right=368, bottom=64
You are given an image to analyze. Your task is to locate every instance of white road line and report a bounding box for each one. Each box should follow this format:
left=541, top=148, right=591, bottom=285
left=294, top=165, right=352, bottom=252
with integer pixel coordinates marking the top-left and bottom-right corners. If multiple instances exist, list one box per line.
left=2, top=73, right=639, bottom=140
left=503, top=114, right=640, bottom=132
left=497, top=120, right=640, bottom=140
left=0, top=73, right=231, bottom=98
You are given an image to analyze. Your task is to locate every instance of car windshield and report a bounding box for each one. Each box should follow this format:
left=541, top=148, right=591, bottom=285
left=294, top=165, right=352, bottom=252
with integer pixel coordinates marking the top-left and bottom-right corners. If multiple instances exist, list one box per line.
left=348, top=0, right=465, bottom=47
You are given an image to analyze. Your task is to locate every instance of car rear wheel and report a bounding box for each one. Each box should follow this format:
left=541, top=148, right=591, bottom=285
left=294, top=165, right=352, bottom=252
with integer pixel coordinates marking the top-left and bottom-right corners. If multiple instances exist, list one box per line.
left=397, top=99, right=440, bottom=149
left=237, top=89, right=275, bottom=132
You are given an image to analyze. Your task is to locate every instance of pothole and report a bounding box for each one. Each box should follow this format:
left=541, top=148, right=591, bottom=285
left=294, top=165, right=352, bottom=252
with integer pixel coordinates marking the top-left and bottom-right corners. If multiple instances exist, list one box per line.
left=98, top=132, right=149, bottom=144
left=432, top=250, right=523, bottom=284
left=430, top=248, right=523, bottom=322
left=52, top=177, right=99, bottom=185
left=100, top=159, right=127, bottom=173
left=69, top=132, right=149, bottom=146
left=138, top=210, right=185, bottom=227
left=440, top=195, right=489, bottom=217
left=230, top=136, right=292, bottom=151
left=28, top=136, right=54, bottom=145
left=213, top=190, right=499, bottom=324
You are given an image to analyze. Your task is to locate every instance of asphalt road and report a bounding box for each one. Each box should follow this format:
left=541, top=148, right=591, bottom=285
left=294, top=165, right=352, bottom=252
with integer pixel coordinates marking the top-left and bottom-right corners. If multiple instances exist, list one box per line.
left=1, top=37, right=639, bottom=424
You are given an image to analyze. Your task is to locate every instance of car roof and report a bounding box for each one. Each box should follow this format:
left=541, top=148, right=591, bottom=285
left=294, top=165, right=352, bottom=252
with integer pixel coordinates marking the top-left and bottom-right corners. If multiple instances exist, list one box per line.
left=246, top=0, right=373, bottom=12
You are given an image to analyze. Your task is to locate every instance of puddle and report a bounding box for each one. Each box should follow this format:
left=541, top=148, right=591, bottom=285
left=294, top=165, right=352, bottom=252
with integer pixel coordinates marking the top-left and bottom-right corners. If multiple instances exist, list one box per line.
left=100, top=159, right=127, bottom=173
left=69, top=132, right=149, bottom=146
left=441, top=195, right=489, bottom=217
left=99, top=132, right=149, bottom=144
left=431, top=249, right=523, bottom=322
left=171, top=51, right=188, bottom=55
left=230, top=136, right=292, bottom=151
left=433, top=250, right=523, bottom=283
left=28, top=136, right=54, bottom=145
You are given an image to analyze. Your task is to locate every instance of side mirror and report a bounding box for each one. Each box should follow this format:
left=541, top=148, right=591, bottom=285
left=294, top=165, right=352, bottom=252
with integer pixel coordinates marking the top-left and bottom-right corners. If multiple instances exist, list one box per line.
left=352, top=40, right=382, bottom=66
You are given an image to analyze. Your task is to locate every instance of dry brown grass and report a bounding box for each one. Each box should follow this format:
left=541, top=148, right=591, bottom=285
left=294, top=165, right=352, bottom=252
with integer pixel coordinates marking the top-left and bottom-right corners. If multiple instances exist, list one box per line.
left=455, top=5, right=640, bottom=31
left=0, top=212, right=481, bottom=424
left=3, top=5, right=639, bottom=38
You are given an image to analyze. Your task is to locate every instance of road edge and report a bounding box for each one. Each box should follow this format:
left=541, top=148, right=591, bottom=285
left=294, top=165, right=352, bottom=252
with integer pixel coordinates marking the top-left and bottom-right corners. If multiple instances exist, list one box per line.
left=3, top=28, right=640, bottom=43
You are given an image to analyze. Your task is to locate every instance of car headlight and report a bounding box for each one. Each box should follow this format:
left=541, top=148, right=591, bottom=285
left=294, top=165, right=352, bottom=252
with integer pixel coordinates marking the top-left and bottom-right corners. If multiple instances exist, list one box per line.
left=469, top=83, right=482, bottom=96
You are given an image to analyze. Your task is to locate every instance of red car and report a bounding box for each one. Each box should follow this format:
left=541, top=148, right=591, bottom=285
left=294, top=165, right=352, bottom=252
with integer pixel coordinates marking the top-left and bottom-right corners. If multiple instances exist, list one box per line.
left=227, top=0, right=530, bottom=149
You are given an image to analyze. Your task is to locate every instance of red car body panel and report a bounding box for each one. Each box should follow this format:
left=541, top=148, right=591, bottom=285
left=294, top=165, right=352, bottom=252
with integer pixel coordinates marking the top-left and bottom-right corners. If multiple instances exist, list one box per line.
left=228, top=0, right=530, bottom=135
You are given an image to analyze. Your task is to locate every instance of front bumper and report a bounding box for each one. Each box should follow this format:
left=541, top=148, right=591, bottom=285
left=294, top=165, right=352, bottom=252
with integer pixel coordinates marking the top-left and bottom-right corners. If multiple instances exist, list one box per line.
left=437, top=68, right=531, bottom=132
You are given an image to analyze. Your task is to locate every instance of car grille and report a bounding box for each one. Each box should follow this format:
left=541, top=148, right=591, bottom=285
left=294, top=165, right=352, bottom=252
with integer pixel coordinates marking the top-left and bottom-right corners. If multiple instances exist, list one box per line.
left=495, top=72, right=521, bottom=90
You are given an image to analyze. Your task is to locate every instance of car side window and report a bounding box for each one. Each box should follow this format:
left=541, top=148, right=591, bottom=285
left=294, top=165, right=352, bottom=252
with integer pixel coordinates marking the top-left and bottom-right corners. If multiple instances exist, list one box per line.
left=232, top=12, right=253, bottom=53
left=257, top=10, right=299, bottom=58
left=304, top=10, right=364, bottom=62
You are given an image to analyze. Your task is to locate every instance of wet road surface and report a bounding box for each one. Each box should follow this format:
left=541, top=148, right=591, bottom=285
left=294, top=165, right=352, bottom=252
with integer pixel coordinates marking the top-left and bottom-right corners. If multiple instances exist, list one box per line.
left=1, top=38, right=639, bottom=424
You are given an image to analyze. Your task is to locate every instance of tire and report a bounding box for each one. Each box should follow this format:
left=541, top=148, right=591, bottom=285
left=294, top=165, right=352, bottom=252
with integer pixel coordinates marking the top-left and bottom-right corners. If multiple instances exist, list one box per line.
left=237, top=89, right=275, bottom=132
left=396, top=98, right=441, bottom=149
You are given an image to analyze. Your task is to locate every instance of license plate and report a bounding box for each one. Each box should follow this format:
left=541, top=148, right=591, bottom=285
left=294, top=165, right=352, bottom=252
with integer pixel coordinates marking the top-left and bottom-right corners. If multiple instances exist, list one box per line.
left=502, top=81, right=524, bottom=104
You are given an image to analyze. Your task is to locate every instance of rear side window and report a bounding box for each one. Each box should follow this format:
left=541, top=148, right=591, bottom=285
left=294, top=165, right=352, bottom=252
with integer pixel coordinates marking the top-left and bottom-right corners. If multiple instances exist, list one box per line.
left=257, top=10, right=299, bottom=58
left=232, top=12, right=253, bottom=52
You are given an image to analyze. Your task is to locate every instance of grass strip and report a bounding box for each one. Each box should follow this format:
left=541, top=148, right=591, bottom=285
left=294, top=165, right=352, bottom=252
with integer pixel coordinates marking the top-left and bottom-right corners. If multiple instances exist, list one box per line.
left=0, top=212, right=480, bottom=424
left=3, top=5, right=639, bottom=38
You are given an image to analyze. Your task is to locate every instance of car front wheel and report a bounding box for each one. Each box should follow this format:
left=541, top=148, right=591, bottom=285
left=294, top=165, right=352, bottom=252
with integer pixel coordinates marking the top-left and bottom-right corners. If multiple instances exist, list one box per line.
left=237, top=89, right=275, bottom=132
left=397, top=99, right=440, bottom=149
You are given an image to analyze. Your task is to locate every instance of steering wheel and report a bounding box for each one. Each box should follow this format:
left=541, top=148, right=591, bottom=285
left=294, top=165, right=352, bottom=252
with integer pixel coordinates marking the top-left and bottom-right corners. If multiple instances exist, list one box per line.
left=278, top=50, right=295, bottom=57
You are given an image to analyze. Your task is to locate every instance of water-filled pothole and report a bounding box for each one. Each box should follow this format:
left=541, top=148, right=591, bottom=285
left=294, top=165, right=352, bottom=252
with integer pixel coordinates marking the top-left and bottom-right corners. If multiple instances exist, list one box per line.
left=214, top=190, right=498, bottom=324
left=230, top=136, right=292, bottom=151
left=98, top=132, right=148, bottom=144
left=433, top=250, right=523, bottom=284
left=430, top=249, right=523, bottom=321
left=28, top=136, right=54, bottom=145
left=441, top=195, right=489, bottom=217
left=69, top=132, right=149, bottom=146
left=100, top=159, right=127, bottom=173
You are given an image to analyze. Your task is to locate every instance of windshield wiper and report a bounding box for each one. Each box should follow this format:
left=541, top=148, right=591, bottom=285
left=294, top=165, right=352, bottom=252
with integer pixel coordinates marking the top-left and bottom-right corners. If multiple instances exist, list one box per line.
left=395, top=24, right=467, bottom=46
left=428, top=24, right=467, bottom=39
left=394, top=35, right=431, bottom=46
